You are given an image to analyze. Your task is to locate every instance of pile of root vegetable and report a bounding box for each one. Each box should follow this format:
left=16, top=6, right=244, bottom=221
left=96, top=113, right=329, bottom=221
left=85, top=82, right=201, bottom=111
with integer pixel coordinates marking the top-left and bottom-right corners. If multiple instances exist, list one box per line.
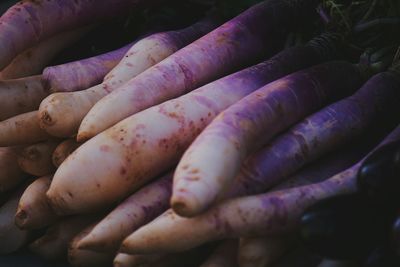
left=1, top=0, right=400, bottom=266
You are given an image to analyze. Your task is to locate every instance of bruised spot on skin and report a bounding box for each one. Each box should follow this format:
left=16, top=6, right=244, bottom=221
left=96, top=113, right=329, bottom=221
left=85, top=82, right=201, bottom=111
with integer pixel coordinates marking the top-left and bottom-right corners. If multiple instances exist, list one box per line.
left=189, top=169, right=199, bottom=174
left=67, top=191, right=74, bottom=198
left=126, top=63, right=134, bottom=67
left=120, top=167, right=127, bottom=175
left=185, top=176, right=200, bottom=182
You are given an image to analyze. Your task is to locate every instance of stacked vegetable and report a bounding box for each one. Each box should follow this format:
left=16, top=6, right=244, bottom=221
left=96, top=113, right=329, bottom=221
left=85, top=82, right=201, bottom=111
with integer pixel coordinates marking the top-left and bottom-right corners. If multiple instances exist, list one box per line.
left=0, top=0, right=400, bottom=266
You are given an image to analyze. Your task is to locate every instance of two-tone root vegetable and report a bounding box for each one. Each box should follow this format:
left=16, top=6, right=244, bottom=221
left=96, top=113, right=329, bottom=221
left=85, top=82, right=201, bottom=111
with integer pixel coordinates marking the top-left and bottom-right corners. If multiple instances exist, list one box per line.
left=0, top=147, right=26, bottom=192
left=113, top=253, right=165, bottom=267
left=78, top=0, right=321, bottom=139
left=15, top=175, right=58, bottom=230
left=0, top=0, right=161, bottom=69
left=52, top=139, right=82, bottom=167
left=47, top=32, right=343, bottom=214
left=172, top=60, right=367, bottom=216
left=120, top=124, right=400, bottom=255
left=39, top=17, right=220, bottom=138
left=200, top=240, right=239, bottom=267
left=42, top=43, right=133, bottom=95
left=68, top=225, right=114, bottom=267
left=172, top=57, right=400, bottom=217
left=0, top=26, right=91, bottom=80
left=0, top=75, right=47, bottom=121
left=238, top=237, right=293, bottom=267
left=17, top=140, right=59, bottom=176
left=0, top=111, right=51, bottom=147
left=29, top=216, right=96, bottom=261
left=224, top=67, right=400, bottom=200
left=0, top=187, right=31, bottom=254
left=77, top=172, right=173, bottom=251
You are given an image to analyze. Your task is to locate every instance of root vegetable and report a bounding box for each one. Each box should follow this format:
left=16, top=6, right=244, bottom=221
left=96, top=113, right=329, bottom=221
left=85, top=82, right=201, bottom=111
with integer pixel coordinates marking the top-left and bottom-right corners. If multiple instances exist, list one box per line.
left=0, top=75, right=47, bottom=121
left=77, top=172, right=172, bottom=252
left=29, top=215, right=96, bottom=262
left=173, top=66, right=399, bottom=216
left=238, top=237, right=293, bottom=267
left=0, top=26, right=91, bottom=80
left=52, top=139, right=82, bottom=167
left=0, top=187, right=31, bottom=254
left=120, top=124, right=400, bottom=254
left=47, top=32, right=343, bottom=214
left=0, top=147, right=26, bottom=192
left=0, top=0, right=162, bottom=69
left=16, top=175, right=58, bottom=230
left=39, top=17, right=220, bottom=138
left=113, top=253, right=165, bottom=267
left=17, top=140, right=59, bottom=176
left=42, top=43, right=133, bottom=94
left=0, top=111, right=51, bottom=147
left=78, top=0, right=320, bottom=139
left=68, top=225, right=114, bottom=267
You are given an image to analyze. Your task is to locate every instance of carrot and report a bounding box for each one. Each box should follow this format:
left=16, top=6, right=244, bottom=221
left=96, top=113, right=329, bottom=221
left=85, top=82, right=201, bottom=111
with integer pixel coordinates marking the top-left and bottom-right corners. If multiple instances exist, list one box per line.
left=39, top=17, right=220, bottom=138
left=47, top=32, right=344, bottom=215
left=113, top=253, right=165, bottom=267
left=15, top=175, right=58, bottom=230
left=42, top=43, right=133, bottom=94
left=77, top=0, right=320, bottom=139
left=0, top=0, right=161, bottom=69
left=29, top=215, right=96, bottom=261
left=0, top=187, right=31, bottom=254
left=76, top=172, right=172, bottom=252
left=172, top=62, right=394, bottom=217
left=238, top=237, right=294, bottom=267
left=0, top=147, right=26, bottom=193
left=68, top=224, right=114, bottom=267
left=0, top=26, right=91, bottom=80
left=120, top=124, right=400, bottom=254
left=0, top=75, right=47, bottom=121
left=52, top=139, right=82, bottom=167
left=0, top=111, right=51, bottom=147
left=17, top=140, right=59, bottom=176
left=200, top=240, right=239, bottom=267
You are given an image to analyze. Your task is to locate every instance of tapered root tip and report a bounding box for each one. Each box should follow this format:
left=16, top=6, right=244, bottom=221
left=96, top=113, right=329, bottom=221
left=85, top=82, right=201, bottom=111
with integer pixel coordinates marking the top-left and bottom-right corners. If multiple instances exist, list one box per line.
left=76, top=131, right=91, bottom=142
left=39, top=111, right=55, bottom=127
left=15, top=209, right=28, bottom=229
left=46, top=189, right=71, bottom=216
left=171, top=194, right=202, bottom=218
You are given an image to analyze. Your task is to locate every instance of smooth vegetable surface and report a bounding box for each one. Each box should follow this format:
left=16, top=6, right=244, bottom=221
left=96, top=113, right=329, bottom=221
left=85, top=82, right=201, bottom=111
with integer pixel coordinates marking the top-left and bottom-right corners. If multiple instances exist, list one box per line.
left=120, top=124, right=400, bottom=254
left=0, top=0, right=160, bottom=69
left=0, top=75, right=47, bottom=121
left=16, top=175, right=58, bottom=230
left=39, top=16, right=220, bottom=137
left=77, top=172, right=173, bottom=252
left=0, top=111, right=51, bottom=147
left=47, top=34, right=341, bottom=214
left=0, top=26, right=91, bottom=80
left=78, top=0, right=319, bottom=139
left=173, top=60, right=366, bottom=216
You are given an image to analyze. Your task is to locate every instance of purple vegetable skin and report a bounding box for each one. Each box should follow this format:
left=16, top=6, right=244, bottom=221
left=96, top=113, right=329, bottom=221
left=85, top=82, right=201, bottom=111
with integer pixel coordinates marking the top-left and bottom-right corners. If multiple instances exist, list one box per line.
left=47, top=32, right=342, bottom=215
left=173, top=60, right=366, bottom=216
left=227, top=71, right=400, bottom=198
left=119, top=72, right=400, bottom=254
left=43, top=43, right=133, bottom=93
left=0, top=0, right=161, bottom=69
left=78, top=0, right=320, bottom=139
